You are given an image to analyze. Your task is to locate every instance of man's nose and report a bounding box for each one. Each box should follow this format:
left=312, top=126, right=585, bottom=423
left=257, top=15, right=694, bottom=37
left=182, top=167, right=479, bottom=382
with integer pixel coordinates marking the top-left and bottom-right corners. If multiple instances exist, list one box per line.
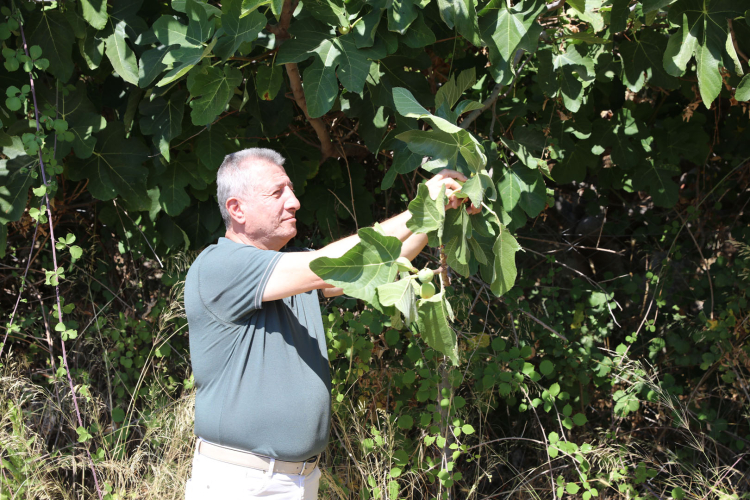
left=285, top=188, right=301, bottom=211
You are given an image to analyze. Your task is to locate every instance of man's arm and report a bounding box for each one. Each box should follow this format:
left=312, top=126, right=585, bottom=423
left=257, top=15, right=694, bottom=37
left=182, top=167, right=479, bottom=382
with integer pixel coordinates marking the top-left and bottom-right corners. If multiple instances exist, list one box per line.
left=261, top=211, right=420, bottom=301
left=262, top=170, right=477, bottom=302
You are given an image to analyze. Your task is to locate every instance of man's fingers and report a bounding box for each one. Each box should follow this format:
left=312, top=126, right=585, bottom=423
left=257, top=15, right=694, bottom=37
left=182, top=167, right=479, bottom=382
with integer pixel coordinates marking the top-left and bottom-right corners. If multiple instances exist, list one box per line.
left=442, top=178, right=463, bottom=192
left=436, top=169, right=468, bottom=182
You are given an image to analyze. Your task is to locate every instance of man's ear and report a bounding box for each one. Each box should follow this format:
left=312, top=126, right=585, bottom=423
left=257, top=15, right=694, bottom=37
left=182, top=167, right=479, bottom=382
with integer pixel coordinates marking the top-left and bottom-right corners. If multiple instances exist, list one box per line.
left=226, top=197, right=246, bottom=225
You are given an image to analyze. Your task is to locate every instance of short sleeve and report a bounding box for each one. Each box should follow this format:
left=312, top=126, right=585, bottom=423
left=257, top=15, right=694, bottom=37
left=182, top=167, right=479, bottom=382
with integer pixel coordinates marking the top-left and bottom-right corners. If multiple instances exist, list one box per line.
left=197, top=241, right=284, bottom=323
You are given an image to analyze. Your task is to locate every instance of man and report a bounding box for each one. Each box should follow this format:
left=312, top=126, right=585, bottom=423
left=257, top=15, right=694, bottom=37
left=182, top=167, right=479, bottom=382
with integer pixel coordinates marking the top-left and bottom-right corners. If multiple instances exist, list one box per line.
left=184, top=148, right=474, bottom=499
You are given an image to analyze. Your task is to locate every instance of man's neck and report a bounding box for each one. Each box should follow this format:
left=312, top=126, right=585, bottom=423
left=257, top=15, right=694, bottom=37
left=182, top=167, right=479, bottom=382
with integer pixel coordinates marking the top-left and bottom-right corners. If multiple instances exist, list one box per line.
left=225, top=230, right=267, bottom=249
left=225, top=228, right=287, bottom=251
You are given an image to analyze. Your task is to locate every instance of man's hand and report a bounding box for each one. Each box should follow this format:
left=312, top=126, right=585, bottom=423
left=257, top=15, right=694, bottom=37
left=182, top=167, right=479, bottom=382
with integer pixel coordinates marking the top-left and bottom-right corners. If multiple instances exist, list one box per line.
left=425, top=169, right=482, bottom=214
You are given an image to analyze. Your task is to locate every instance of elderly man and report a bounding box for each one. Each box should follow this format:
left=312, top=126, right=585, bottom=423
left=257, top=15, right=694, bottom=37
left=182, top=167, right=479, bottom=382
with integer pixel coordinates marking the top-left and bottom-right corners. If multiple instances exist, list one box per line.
left=184, top=148, right=473, bottom=499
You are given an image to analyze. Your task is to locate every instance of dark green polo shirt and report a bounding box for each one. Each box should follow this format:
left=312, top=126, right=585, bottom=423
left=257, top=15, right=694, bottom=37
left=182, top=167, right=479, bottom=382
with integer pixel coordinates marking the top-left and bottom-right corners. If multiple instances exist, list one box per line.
left=184, top=237, right=331, bottom=461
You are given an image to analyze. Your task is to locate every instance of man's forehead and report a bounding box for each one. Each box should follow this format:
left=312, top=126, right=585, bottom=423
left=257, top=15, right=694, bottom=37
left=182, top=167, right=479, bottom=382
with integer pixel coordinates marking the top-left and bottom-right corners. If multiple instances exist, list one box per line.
left=248, top=161, right=292, bottom=187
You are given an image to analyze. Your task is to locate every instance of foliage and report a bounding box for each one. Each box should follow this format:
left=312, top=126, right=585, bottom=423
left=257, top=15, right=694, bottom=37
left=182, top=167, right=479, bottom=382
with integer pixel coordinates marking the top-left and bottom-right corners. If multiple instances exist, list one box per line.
left=2, top=0, right=750, bottom=498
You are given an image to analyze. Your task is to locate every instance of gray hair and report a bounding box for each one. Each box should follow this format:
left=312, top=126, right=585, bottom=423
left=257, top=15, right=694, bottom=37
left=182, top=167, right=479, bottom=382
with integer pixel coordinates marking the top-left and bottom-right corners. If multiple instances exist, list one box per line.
left=216, top=148, right=286, bottom=229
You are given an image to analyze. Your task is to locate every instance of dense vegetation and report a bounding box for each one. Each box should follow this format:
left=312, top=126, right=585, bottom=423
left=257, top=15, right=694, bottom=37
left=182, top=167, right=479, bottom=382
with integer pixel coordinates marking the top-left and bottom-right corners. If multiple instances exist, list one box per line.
left=1, top=0, right=749, bottom=498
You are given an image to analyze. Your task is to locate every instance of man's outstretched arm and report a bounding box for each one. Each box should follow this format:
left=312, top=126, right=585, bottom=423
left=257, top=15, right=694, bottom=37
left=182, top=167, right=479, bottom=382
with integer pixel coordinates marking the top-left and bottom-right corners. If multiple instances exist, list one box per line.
left=262, top=169, right=479, bottom=301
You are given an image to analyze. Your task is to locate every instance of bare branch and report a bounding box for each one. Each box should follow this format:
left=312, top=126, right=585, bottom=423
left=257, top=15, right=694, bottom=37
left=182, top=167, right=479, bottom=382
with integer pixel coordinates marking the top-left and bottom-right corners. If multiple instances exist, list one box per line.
left=546, top=0, right=566, bottom=12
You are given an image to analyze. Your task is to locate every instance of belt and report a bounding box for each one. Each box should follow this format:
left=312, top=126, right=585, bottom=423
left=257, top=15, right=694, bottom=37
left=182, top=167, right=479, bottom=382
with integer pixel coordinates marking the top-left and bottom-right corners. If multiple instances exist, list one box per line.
left=196, top=439, right=319, bottom=476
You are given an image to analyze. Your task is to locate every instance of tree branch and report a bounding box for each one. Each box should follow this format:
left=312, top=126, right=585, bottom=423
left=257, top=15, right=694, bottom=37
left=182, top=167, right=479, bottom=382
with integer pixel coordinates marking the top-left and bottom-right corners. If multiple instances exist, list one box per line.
left=546, top=0, right=566, bottom=12
left=285, top=62, right=338, bottom=159
left=460, top=54, right=534, bottom=130
left=269, top=0, right=338, bottom=160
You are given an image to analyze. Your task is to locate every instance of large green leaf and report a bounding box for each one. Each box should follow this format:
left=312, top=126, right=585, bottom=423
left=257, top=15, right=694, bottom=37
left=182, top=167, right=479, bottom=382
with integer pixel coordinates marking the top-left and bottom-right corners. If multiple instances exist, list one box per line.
left=632, top=161, right=681, bottom=208
left=535, top=45, right=594, bottom=112
left=353, top=6, right=385, bottom=48
left=195, top=128, right=226, bottom=171
left=666, top=0, right=746, bottom=107
left=437, top=0, right=481, bottom=45
left=40, top=81, right=107, bottom=160
left=417, top=292, right=459, bottom=364
left=0, top=155, right=35, bottom=225
left=79, top=26, right=106, bottom=70
left=309, top=227, right=402, bottom=309
left=27, top=9, right=75, bottom=83
left=256, top=64, right=284, bottom=101
left=139, top=90, right=186, bottom=161
left=443, top=207, right=471, bottom=276
left=176, top=201, right=223, bottom=249
left=187, top=65, right=244, bottom=126
left=388, top=0, right=418, bottom=34
left=105, top=21, right=140, bottom=85
left=500, top=127, right=546, bottom=169
left=589, top=109, right=645, bottom=169
left=397, top=129, right=486, bottom=173
left=214, top=1, right=266, bottom=60
left=303, top=40, right=341, bottom=118
left=479, top=0, right=545, bottom=82
left=406, top=183, right=446, bottom=236
left=185, top=0, right=215, bottom=45
left=435, top=68, right=476, bottom=111
left=154, top=158, right=207, bottom=216
left=737, top=74, right=750, bottom=101
left=620, top=30, right=679, bottom=92
left=334, top=34, right=377, bottom=93
left=460, top=171, right=495, bottom=207
left=138, top=45, right=172, bottom=87
left=67, top=124, right=151, bottom=210
left=392, top=141, right=422, bottom=174
left=663, top=12, right=700, bottom=77
left=152, top=15, right=201, bottom=48
left=81, top=0, right=108, bottom=30
left=305, top=0, right=349, bottom=27
left=393, top=87, right=463, bottom=133
left=341, top=90, right=390, bottom=152
left=276, top=20, right=333, bottom=63
left=489, top=226, right=520, bottom=297
left=377, top=277, right=418, bottom=326
left=607, top=0, right=630, bottom=33
left=156, top=42, right=212, bottom=87
left=484, top=0, right=545, bottom=61
left=402, top=11, right=436, bottom=48
left=496, top=163, right=546, bottom=218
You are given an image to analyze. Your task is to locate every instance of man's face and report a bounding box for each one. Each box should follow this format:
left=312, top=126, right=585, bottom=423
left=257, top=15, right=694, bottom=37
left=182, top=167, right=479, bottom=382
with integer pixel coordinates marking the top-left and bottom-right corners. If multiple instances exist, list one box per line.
left=241, top=161, right=301, bottom=250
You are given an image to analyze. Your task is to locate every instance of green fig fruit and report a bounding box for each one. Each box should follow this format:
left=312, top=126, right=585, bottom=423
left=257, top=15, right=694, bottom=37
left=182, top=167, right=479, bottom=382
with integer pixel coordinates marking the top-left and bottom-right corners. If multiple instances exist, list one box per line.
left=420, top=282, right=436, bottom=299
left=417, top=268, right=434, bottom=283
